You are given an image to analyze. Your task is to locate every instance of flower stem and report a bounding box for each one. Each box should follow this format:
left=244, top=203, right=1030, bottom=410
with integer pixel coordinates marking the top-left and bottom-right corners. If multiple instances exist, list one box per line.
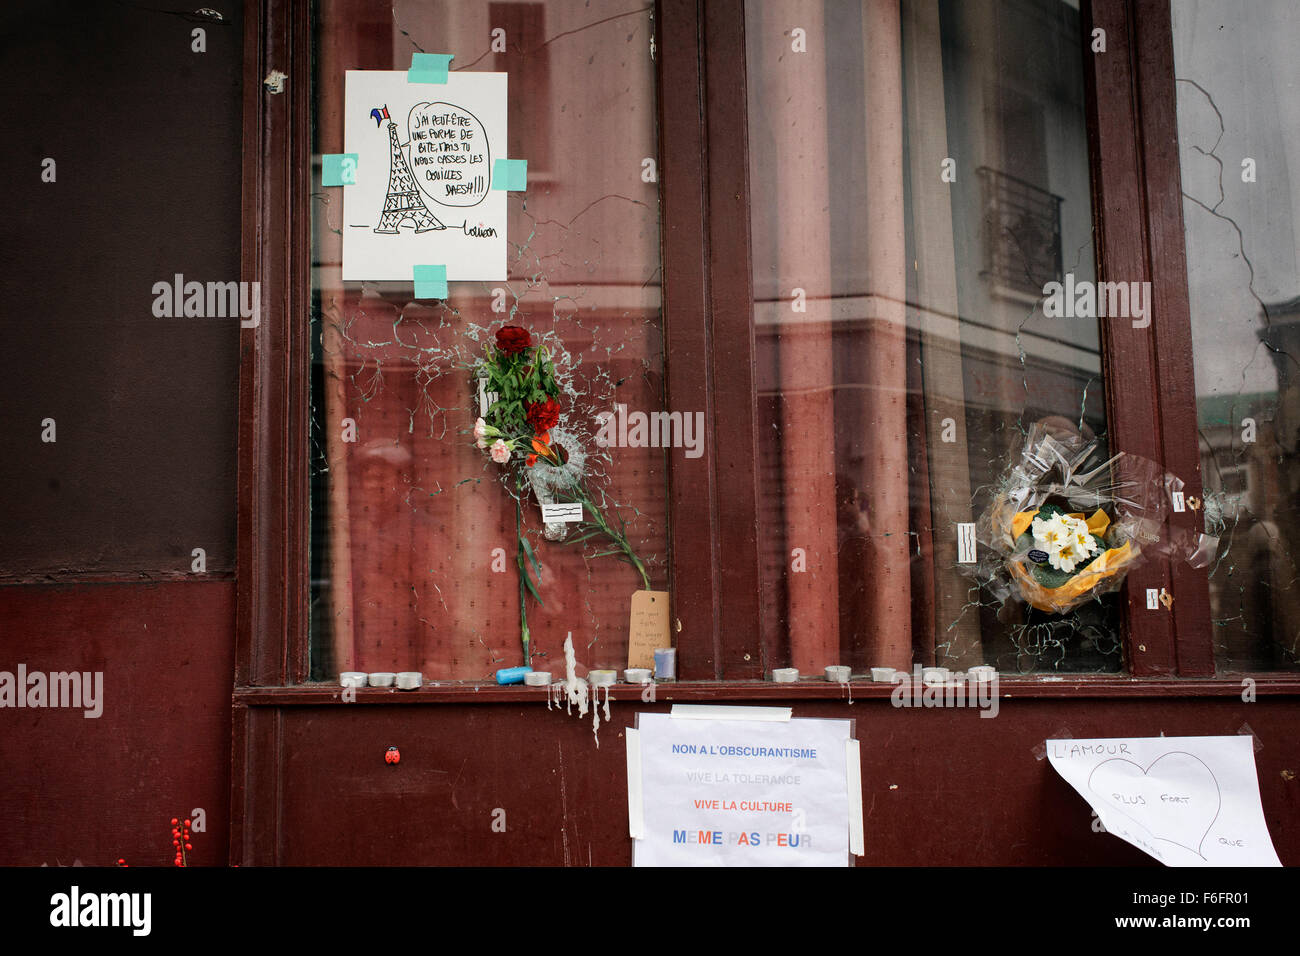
left=568, top=483, right=651, bottom=590
left=515, top=494, right=531, bottom=666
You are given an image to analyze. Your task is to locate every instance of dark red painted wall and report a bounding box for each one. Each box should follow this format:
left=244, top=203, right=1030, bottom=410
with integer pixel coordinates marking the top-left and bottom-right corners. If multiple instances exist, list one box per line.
left=0, top=2, right=243, bottom=867
left=0, top=583, right=235, bottom=866
left=236, top=690, right=1300, bottom=866
left=0, top=2, right=242, bottom=575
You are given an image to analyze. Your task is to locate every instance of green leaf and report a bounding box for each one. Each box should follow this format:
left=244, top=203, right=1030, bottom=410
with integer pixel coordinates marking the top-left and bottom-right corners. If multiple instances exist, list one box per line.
left=1029, top=562, right=1072, bottom=589
left=520, top=534, right=543, bottom=576
left=521, top=565, right=544, bottom=605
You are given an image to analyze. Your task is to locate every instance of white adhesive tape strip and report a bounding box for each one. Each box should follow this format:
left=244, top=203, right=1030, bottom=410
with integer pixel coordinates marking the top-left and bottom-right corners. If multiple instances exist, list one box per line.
left=670, top=704, right=792, bottom=722
left=846, top=738, right=864, bottom=857
left=626, top=727, right=644, bottom=839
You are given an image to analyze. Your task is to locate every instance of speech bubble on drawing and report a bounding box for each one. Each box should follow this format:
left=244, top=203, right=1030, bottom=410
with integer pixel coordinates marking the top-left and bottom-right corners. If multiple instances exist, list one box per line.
left=1087, top=751, right=1221, bottom=859
left=407, top=102, right=491, bottom=207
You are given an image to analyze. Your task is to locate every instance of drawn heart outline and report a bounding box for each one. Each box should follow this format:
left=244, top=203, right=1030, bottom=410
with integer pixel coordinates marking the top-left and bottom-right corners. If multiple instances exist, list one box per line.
left=1087, top=751, right=1221, bottom=859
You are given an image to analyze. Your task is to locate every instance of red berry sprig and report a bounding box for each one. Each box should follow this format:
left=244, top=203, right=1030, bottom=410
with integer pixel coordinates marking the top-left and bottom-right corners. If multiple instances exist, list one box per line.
left=170, top=816, right=193, bottom=867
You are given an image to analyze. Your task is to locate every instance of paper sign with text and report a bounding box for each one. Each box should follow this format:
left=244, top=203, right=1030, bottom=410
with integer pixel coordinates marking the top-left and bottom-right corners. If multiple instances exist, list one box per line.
left=627, top=590, right=669, bottom=670
left=343, top=70, right=507, bottom=282
left=631, top=711, right=858, bottom=866
left=540, top=502, right=583, bottom=523
left=1047, top=735, right=1281, bottom=866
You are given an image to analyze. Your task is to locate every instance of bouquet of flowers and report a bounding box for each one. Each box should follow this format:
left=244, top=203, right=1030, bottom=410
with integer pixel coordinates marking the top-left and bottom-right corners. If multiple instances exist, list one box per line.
left=473, top=325, right=565, bottom=470
left=966, top=422, right=1211, bottom=615
left=471, top=325, right=649, bottom=662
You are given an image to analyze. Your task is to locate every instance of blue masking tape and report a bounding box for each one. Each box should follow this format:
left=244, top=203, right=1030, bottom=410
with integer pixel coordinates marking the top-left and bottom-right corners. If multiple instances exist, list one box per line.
left=408, top=52, right=453, bottom=84
left=413, top=264, right=448, bottom=299
left=495, top=666, right=533, bottom=685
left=491, top=158, right=528, bottom=191
left=322, top=153, right=358, bottom=186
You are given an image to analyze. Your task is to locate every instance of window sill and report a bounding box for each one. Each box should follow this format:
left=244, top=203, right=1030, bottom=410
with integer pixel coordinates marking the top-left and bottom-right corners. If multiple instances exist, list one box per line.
left=233, top=675, right=1300, bottom=706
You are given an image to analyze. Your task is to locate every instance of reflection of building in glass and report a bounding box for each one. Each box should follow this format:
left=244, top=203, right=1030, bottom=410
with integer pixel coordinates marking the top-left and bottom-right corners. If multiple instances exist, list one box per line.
left=976, top=166, right=1063, bottom=300
left=309, top=2, right=665, bottom=680
left=1198, top=296, right=1300, bottom=669
left=1176, top=0, right=1300, bottom=671
left=747, top=0, right=1111, bottom=674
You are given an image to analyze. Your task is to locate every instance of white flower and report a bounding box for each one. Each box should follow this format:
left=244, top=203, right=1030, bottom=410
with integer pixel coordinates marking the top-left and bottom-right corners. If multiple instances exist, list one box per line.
left=1031, top=514, right=1069, bottom=551
left=1049, top=541, right=1081, bottom=573
left=473, top=417, right=489, bottom=441
left=490, top=438, right=511, bottom=464
left=1035, top=513, right=1099, bottom=574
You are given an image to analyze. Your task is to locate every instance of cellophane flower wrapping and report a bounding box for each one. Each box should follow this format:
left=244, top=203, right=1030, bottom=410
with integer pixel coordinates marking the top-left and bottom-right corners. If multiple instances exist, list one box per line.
left=964, top=423, right=1215, bottom=614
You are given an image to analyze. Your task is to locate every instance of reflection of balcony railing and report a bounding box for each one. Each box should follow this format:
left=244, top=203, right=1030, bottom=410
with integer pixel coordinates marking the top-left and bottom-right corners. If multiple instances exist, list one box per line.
left=976, top=167, right=1063, bottom=297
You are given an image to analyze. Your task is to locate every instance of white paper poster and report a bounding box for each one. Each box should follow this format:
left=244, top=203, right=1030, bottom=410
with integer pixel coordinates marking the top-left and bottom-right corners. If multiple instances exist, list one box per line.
left=629, top=708, right=861, bottom=866
left=1047, top=735, right=1281, bottom=866
left=342, top=70, right=507, bottom=281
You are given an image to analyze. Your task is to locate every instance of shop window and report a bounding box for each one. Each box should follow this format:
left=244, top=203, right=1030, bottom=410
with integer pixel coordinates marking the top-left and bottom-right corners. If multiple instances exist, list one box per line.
left=1173, top=0, right=1300, bottom=672
left=490, top=3, right=552, bottom=176
left=249, top=0, right=1299, bottom=688
left=746, top=0, right=1111, bottom=675
left=309, top=0, right=665, bottom=681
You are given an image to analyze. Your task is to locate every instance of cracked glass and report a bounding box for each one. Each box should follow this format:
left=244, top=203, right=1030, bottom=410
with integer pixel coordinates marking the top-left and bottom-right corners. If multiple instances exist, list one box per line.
left=746, top=0, right=1118, bottom=675
left=308, top=1, right=666, bottom=681
left=1173, top=0, right=1300, bottom=672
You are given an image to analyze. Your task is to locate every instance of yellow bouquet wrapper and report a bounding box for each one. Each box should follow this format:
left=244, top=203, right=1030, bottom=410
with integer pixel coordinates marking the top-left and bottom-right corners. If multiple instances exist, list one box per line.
left=1002, top=508, right=1139, bottom=614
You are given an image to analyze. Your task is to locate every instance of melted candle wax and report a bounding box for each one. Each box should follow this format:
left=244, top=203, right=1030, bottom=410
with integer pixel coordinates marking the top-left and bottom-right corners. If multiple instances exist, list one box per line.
left=562, top=633, right=589, bottom=717
left=555, top=632, right=612, bottom=746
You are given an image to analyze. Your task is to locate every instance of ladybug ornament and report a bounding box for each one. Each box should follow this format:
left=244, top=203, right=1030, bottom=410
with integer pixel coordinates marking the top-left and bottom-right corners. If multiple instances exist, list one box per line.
left=384, top=746, right=401, bottom=766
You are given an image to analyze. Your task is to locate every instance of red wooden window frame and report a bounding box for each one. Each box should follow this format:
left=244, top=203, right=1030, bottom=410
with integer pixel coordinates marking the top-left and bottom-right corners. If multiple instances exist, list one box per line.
left=234, top=0, right=1300, bottom=695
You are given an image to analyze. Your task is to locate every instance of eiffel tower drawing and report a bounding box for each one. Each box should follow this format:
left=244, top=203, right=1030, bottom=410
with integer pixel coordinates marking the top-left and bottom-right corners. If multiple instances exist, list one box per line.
left=373, top=108, right=444, bottom=234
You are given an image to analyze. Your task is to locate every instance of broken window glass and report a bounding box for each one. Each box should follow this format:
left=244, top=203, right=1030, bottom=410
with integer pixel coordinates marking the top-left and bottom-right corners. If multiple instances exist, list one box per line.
left=1173, top=0, right=1300, bottom=672
left=746, top=0, right=1118, bottom=675
left=308, top=1, right=667, bottom=681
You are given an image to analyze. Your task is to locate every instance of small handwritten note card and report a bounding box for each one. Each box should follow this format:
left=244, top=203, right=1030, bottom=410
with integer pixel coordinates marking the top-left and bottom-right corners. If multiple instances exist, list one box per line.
left=541, top=502, right=583, bottom=524
left=628, top=590, right=670, bottom=670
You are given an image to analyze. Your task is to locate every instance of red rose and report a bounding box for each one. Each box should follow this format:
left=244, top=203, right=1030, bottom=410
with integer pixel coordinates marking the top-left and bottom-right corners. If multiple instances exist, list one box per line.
left=526, top=397, right=562, bottom=433
left=495, top=325, right=532, bottom=355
